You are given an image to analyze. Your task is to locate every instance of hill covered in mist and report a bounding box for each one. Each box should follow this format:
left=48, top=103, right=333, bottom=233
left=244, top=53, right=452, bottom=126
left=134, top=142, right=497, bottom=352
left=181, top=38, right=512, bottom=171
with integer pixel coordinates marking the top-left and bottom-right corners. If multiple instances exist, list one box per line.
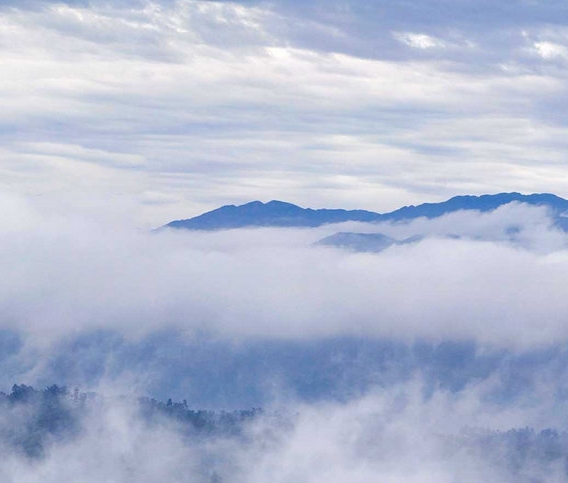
left=4, top=191, right=568, bottom=482
left=2, top=383, right=568, bottom=483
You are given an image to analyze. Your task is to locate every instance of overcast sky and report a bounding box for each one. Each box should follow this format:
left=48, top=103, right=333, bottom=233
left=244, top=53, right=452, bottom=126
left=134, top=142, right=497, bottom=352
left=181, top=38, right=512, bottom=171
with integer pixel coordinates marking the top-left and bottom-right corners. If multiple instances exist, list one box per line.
left=1, top=0, right=568, bottom=225
left=4, top=7, right=568, bottom=476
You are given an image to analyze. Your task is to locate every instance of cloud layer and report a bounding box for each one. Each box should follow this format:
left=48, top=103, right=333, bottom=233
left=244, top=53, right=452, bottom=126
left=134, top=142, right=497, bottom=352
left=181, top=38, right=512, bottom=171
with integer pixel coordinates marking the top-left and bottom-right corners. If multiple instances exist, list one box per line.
left=3, top=381, right=568, bottom=483
left=1, top=194, right=567, bottom=348
left=1, top=1, right=568, bottom=223
left=4, top=2, right=568, bottom=479
left=3, top=194, right=568, bottom=405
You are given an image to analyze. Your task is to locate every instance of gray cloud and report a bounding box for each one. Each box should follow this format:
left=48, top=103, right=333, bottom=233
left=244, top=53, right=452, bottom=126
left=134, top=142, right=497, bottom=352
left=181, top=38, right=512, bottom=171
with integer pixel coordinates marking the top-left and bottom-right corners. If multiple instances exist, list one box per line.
left=1, top=1, right=568, bottom=223
left=3, top=2, right=568, bottom=479
left=2, top=380, right=568, bottom=483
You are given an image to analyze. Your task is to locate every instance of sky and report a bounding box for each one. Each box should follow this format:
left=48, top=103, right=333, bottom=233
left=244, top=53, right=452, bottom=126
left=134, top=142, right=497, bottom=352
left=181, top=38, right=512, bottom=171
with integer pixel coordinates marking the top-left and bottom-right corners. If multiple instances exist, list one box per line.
left=1, top=0, right=568, bottom=225
left=4, top=3, right=568, bottom=479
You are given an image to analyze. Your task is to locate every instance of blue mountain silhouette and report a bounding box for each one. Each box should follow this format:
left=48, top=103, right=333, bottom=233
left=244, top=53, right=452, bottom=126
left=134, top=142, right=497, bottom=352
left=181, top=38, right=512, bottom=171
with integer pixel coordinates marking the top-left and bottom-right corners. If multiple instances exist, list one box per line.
left=163, top=193, right=568, bottom=230
left=315, top=232, right=423, bottom=252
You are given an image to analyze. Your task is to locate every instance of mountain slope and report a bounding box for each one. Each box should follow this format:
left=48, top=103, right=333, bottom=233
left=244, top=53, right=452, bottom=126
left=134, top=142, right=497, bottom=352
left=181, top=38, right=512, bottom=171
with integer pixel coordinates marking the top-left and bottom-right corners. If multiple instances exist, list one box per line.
left=315, top=232, right=422, bottom=252
left=163, top=193, right=568, bottom=230
left=164, top=200, right=382, bottom=230
left=382, top=193, right=568, bottom=221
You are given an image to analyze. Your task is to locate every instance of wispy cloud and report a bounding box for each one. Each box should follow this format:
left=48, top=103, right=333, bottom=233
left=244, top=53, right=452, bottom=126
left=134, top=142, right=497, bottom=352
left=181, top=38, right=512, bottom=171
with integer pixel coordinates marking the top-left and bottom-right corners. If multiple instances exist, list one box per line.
left=1, top=1, right=568, bottom=223
left=394, top=32, right=448, bottom=49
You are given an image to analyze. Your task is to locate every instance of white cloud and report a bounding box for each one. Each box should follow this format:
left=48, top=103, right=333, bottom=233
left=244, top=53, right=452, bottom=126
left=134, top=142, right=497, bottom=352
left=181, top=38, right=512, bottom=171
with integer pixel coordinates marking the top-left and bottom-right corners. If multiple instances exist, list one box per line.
left=240, top=385, right=568, bottom=483
left=1, top=380, right=567, bottom=483
left=534, top=41, right=568, bottom=59
left=2, top=2, right=568, bottom=478
left=1, top=2, right=568, bottom=223
left=394, top=32, right=446, bottom=49
left=0, top=193, right=568, bottom=349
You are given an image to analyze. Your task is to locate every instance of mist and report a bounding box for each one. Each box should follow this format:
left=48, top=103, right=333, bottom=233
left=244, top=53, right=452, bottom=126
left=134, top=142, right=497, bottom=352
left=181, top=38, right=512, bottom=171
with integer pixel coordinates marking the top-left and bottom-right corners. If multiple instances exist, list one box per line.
left=0, top=193, right=567, bottom=397
left=3, top=0, right=568, bottom=479
left=2, top=193, right=568, bottom=479
left=2, top=194, right=568, bottom=346
left=1, top=381, right=568, bottom=483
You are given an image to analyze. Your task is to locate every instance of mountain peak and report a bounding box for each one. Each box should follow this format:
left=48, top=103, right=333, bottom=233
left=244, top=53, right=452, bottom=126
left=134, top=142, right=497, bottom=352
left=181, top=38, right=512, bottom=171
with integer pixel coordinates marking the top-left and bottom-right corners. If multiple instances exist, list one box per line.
left=163, top=199, right=379, bottom=230
left=162, top=192, right=568, bottom=231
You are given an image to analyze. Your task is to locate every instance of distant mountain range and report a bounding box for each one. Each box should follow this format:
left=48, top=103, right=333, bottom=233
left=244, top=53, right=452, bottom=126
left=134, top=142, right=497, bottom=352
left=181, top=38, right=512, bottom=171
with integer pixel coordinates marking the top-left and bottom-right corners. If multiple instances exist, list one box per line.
left=163, top=193, right=568, bottom=231
left=315, top=232, right=423, bottom=252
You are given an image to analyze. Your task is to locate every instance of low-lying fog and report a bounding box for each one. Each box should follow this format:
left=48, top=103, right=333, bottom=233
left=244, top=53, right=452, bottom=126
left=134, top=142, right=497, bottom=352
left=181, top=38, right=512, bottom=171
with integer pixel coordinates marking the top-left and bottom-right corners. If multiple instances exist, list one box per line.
left=3, top=192, right=568, bottom=482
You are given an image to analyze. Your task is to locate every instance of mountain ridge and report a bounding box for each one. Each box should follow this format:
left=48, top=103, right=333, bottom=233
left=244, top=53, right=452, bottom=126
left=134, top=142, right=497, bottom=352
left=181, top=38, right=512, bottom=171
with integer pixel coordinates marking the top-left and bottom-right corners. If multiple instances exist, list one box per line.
left=162, top=192, right=568, bottom=231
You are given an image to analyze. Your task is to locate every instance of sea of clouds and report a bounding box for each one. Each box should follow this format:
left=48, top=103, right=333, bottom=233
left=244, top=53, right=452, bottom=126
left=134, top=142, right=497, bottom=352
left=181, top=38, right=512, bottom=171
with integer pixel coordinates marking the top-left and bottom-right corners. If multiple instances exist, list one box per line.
left=2, top=192, right=568, bottom=346
left=2, top=192, right=568, bottom=480
left=2, top=0, right=568, bottom=479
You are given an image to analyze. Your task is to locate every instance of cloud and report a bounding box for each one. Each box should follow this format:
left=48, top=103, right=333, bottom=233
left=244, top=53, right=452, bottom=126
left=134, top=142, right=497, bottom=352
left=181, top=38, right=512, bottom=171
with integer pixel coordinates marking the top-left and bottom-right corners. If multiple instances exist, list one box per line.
left=2, top=380, right=568, bottom=483
left=1, top=195, right=568, bottom=479
left=534, top=41, right=568, bottom=59
left=3, top=2, right=568, bottom=479
left=1, top=1, right=568, bottom=223
left=0, top=196, right=566, bottom=408
left=0, top=193, right=567, bottom=352
left=394, top=32, right=447, bottom=49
